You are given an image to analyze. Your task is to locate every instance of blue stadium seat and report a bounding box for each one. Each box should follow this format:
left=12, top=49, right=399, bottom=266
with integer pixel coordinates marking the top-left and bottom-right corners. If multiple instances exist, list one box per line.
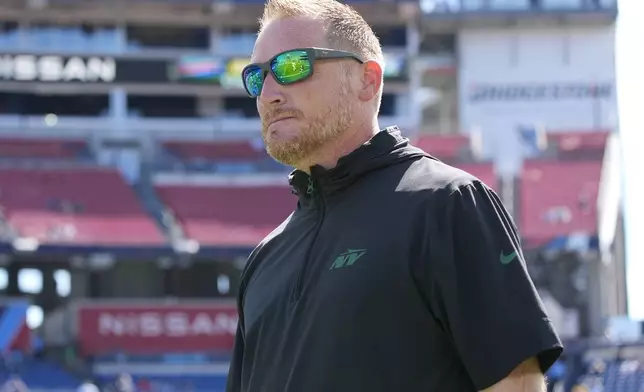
left=572, top=358, right=644, bottom=392
left=0, top=359, right=80, bottom=389
left=96, top=374, right=227, bottom=392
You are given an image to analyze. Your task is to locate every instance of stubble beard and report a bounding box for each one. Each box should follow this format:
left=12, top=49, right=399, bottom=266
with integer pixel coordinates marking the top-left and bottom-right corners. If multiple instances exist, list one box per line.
left=262, top=88, right=352, bottom=168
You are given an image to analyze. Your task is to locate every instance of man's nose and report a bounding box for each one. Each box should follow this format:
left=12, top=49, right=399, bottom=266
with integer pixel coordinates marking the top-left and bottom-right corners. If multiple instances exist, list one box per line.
left=259, top=74, right=285, bottom=106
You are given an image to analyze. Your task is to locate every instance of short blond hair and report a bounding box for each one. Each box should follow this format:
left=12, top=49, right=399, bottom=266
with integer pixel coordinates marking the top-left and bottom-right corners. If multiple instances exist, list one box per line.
left=259, top=0, right=384, bottom=66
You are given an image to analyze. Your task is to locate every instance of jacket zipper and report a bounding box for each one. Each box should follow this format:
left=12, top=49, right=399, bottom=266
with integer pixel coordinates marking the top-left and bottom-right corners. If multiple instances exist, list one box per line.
left=292, top=176, right=326, bottom=304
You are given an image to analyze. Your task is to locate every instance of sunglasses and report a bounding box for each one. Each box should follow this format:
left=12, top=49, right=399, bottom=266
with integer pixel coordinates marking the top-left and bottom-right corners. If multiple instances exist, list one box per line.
left=241, top=47, right=364, bottom=98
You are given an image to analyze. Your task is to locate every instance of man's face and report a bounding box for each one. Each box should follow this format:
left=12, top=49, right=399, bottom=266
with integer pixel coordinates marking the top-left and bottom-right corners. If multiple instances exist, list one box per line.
left=252, top=17, right=355, bottom=168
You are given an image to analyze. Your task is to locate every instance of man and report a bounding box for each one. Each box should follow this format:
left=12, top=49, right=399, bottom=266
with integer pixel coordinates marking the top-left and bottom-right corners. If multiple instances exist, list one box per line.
left=227, top=0, right=563, bottom=391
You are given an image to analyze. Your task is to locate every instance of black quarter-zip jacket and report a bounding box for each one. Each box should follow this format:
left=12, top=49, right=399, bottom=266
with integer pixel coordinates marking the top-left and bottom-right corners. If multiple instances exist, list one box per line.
left=226, top=127, right=563, bottom=392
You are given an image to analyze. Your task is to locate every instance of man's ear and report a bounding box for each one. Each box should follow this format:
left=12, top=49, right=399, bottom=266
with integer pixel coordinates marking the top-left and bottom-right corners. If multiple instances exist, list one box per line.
left=357, top=60, right=383, bottom=102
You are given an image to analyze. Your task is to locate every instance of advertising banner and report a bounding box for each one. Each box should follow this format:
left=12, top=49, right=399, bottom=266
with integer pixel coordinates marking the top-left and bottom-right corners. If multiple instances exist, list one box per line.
left=0, top=54, right=169, bottom=84
left=0, top=53, right=409, bottom=86
left=170, top=55, right=227, bottom=84
left=77, top=302, right=238, bottom=355
left=468, top=82, right=614, bottom=103
left=219, top=57, right=250, bottom=89
left=0, top=55, right=118, bottom=83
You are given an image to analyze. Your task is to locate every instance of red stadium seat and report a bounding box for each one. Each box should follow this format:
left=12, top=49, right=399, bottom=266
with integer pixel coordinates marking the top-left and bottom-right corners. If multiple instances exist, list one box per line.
left=547, top=131, right=609, bottom=153
left=162, top=140, right=266, bottom=161
left=413, top=134, right=470, bottom=161
left=0, top=168, right=164, bottom=246
left=0, top=138, right=87, bottom=159
left=520, top=160, right=603, bottom=246
left=455, top=162, right=497, bottom=191
left=155, top=185, right=295, bottom=246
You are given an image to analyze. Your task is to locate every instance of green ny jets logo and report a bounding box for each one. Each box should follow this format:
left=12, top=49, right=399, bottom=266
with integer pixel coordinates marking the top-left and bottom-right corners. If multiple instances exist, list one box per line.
left=329, top=249, right=367, bottom=270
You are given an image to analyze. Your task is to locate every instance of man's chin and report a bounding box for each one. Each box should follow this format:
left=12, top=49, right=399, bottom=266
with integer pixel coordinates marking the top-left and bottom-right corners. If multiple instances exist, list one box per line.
left=265, top=126, right=302, bottom=144
left=266, top=144, right=305, bottom=167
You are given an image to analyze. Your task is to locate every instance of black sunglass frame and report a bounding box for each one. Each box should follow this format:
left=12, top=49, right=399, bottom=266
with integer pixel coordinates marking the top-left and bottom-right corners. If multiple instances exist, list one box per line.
left=241, top=47, right=365, bottom=98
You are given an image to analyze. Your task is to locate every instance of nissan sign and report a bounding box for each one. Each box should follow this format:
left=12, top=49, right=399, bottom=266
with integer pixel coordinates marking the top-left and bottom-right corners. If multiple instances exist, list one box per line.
left=78, top=302, right=238, bottom=355
left=469, top=82, right=613, bottom=103
left=98, top=311, right=237, bottom=337
left=0, top=55, right=116, bottom=83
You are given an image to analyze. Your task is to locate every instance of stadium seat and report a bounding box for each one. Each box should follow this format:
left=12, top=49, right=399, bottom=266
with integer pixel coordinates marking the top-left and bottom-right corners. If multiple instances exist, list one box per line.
left=162, top=140, right=266, bottom=162
left=0, top=138, right=88, bottom=159
left=0, top=359, right=81, bottom=390
left=96, top=374, right=227, bottom=392
left=158, top=140, right=289, bottom=173
left=547, top=130, right=609, bottom=153
left=454, top=162, right=497, bottom=191
left=155, top=185, right=295, bottom=246
left=413, top=134, right=471, bottom=161
left=574, top=359, right=644, bottom=392
left=0, top=168, right=165, bottom=246
left=519, top=160, right=603, bottom=246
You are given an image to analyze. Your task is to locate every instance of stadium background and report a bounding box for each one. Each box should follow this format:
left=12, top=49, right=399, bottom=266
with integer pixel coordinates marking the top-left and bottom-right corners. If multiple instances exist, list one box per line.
left=0, top=0, right=639, bottom=391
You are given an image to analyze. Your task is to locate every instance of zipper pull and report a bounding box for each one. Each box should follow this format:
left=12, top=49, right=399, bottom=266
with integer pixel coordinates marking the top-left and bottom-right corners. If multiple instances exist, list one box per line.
left=306, top=177, right=315, bottom=195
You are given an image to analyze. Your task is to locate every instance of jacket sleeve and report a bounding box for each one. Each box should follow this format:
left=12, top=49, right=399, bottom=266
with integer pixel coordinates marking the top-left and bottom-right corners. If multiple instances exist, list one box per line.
left=417, top=181, right=563, bottom=390
left=225, top=287, right=246, bottom=392
left=225, top=322, right=244, bottom=392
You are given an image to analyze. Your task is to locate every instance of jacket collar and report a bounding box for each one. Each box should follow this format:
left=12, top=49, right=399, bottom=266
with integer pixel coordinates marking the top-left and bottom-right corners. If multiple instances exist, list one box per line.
left=288, top=126, right=430, bottom=197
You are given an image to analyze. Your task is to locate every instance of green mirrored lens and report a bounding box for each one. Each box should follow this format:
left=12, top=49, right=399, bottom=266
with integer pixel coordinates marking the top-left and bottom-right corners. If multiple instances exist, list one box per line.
left=243, top=66, right=264, bottom=97
left=271, top=50, right=312, bottom=84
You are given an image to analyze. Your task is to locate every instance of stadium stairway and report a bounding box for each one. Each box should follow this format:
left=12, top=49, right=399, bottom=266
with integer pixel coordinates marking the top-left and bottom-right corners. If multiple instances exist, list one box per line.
left=0, top=216, right=17, bottom=242
left=131, top=179, right=187, bottom=246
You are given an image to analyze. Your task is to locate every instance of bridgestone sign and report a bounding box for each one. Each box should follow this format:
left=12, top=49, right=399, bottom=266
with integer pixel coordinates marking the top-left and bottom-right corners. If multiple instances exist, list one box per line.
left=469, top=83, right=613, bottom=103
left=0, top=55, right=116, bottom=82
